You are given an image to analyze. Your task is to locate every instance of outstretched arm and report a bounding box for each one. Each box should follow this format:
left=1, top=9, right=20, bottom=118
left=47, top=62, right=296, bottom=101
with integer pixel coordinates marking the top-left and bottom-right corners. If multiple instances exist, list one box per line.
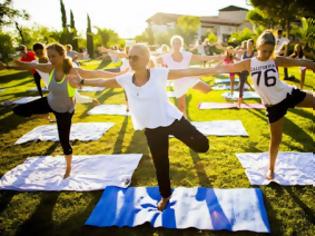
left=168, top=67, right=218, bottom=80
left=68, top=74, right=121, bottom=88
left=211, top=59, right=250, bottom=74
left=12, top=60, right=53, bottom=73
left=74, top=67, right=128, bottom=79
left=275, top=56, right=315, bottom=71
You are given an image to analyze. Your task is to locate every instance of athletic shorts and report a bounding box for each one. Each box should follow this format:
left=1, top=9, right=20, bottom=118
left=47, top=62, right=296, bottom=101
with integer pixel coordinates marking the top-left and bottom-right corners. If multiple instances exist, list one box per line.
left=266, top=88, right=306, bottom=123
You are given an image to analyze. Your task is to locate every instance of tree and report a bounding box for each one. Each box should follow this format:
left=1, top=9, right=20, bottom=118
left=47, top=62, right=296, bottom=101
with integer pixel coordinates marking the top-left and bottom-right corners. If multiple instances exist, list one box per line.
left=86, top=14, right=94, bottom=58
left=175, top=16, right=200, bottom=46
left=228, top=27, right=255, bottom=46
left=135, top=26, right=155, bottom=45
left=70, top=10, right=78, bottom=50
left=59, top=0, right=71, bottom=44
left=248, top=0, right=314, bottom=37
left=0, top=0, right=29, bottom=27
left=60, top=0, right=67, bottom=29
left=0, top=32, right=15, bottom=62
left=207, top=32, right=218, bottom=44
left=94, top=27, right=124, bottom=48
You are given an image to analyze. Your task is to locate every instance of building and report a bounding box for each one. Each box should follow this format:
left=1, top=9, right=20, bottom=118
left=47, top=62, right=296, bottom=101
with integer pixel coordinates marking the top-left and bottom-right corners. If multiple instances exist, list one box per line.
left=146, top=5, right=253, bottom=43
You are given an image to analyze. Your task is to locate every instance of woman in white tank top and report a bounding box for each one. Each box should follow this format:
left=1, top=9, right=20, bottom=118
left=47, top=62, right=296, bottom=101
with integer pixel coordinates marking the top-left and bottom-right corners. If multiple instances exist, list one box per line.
left=156, top=35, right=222, bottom=118
left=212, top=30, right=315, bottom=181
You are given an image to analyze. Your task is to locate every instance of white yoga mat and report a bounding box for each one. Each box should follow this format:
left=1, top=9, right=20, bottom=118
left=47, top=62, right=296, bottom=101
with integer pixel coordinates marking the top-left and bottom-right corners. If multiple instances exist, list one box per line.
left=88, top=104, right=129, bottom=116
left=0, top=154, right=143, bottom=191
left=11, top=96, right=41, bottom=105
left=15, top=122, right=114, bottom=145
left=79, top=86, right=105, bottom=92
left=191, top=120, right=248, bottom=136
left=212, top=84, right=250, bottom=91
left=223, top=91, right=260, bottom=100
left=214, top=78, right=240, bottom=84
left=199, top=102, right=265, bottom=110
left=28, top=87, right=49, bottom=92
left=236, top=152, right=315, bottom=186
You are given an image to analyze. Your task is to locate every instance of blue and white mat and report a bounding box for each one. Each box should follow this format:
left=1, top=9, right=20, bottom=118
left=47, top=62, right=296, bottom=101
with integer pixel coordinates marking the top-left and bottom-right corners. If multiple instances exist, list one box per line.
left=85, top=186, right=270, bottom=233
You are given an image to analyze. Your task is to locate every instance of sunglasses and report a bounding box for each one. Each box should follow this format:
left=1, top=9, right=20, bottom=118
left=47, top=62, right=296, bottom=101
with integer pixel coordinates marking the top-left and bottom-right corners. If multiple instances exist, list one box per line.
left=128, top=55, right=139, bottom=61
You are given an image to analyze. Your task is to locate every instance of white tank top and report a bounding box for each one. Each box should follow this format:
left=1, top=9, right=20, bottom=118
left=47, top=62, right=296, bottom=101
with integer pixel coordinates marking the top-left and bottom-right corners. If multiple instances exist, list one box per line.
left=162, top=51, right=200, bottom=97
left=162, top=51, right=192, bottom=69
left=250, top=57, right=292, bottom=105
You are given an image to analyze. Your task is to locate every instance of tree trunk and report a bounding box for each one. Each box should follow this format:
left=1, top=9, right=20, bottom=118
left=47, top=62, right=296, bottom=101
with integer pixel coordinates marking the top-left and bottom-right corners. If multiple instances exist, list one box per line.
left=15, top=22, right=24, bottom=44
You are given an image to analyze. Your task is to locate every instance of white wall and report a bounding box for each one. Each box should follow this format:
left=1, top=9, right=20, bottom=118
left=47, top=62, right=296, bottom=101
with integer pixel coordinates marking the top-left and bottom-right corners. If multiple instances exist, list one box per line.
left=218, top=10, right=247, bottom=22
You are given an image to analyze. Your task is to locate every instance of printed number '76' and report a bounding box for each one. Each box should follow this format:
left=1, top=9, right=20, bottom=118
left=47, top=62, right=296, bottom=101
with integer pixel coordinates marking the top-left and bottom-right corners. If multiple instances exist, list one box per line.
left=252, top=68, right=277, bottom=87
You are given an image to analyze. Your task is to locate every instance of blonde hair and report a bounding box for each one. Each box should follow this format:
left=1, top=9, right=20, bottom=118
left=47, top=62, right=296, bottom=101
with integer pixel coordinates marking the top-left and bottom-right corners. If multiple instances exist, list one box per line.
left=225, top=46, right=234, bottom=59
left=170, top=35, right=184, bottom=48
left=256, top=30, right=276, bottom=49
left=46, top=43, right=73, bottom=74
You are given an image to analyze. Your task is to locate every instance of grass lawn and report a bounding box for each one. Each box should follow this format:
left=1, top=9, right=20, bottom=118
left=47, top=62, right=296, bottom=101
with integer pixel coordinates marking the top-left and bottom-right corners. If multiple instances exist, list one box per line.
left=0, top=60, right=314, bottom=236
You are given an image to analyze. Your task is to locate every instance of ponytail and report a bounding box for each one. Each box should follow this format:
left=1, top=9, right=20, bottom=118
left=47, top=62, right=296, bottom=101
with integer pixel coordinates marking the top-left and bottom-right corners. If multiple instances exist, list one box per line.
left=63, top=57, right=73, bottom=74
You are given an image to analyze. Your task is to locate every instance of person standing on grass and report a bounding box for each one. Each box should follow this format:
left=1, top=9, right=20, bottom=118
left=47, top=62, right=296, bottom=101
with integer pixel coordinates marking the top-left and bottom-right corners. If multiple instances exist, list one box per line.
left=275, top=29, right=290, bottom=80
left=289, top=43, right=308, bottom=89
left=210, top=30, right=315, bottom=180
left=238, top=39, right=255, bottom=107
left=157, top=35, right=222, bottom=118
left=0, top=43, right=125, bottom=179
left=16, top=45, right=46, bottom=97
left=67, top=44, right=230, bottom=211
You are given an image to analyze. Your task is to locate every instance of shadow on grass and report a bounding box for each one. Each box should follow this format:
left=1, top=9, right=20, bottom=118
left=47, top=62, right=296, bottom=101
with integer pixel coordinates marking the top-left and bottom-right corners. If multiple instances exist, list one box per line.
left=285, top=187, right=315, bottom=225
left=0, top=71, right=31, bottom=84
left=96, top=58, right=111, bottom=70
left=15, top=192, right=61, bottom=236
left=113, top=116, right=128, bottom=154
left=78, top=89, right=119, bottom=118
left=283, top=116, right=314, bottom=151
left=0, top=142, right=59, bottom=235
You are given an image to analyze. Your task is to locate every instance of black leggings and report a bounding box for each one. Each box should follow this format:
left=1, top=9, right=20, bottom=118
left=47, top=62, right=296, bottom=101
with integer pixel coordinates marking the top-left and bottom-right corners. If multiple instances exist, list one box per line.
left=33, top=72, right=43, bottom=97
left=239, top=71, right=249, bottom=98
left=13, top=97, right=74, bottom=155
left=144, top=117, right=209, bottom=198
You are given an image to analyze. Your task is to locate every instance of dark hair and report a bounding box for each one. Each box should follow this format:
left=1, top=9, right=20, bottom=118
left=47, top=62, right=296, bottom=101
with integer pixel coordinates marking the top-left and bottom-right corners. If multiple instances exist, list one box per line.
left=46, top=43, right=73, bottom=74
left=256, top=30, right=276, bottom=48
left=16, top=45, right=27, bottom=52
left=293, top=44, right=304, bottom=59
left=277, top=29, right=283, bottom=35
left=33, top=43, right=45, bottom=51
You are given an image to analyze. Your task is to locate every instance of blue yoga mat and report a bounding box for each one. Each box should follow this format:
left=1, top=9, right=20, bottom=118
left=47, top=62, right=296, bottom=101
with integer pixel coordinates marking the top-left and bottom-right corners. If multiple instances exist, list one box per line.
left=85, top=186, right=270, bottom=233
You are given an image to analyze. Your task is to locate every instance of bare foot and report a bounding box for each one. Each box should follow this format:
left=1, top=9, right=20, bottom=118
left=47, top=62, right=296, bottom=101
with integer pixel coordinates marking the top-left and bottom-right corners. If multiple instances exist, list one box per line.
left=266, top=169, right=274, bottom=180
left=63, top=168, right=71, bottom=179
left=237, top=98, right=243, bottom=108
left=157, top=197, right=170, bottom=211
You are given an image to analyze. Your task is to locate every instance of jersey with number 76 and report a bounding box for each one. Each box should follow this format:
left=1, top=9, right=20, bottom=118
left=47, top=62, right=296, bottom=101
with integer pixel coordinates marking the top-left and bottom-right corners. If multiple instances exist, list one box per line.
left=250, top=57, right=292, bottom=106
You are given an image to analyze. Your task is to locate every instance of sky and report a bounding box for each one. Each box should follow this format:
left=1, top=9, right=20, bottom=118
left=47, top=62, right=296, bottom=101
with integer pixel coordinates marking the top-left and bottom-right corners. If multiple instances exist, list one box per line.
left=12, top=0, right=251, bottom=38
